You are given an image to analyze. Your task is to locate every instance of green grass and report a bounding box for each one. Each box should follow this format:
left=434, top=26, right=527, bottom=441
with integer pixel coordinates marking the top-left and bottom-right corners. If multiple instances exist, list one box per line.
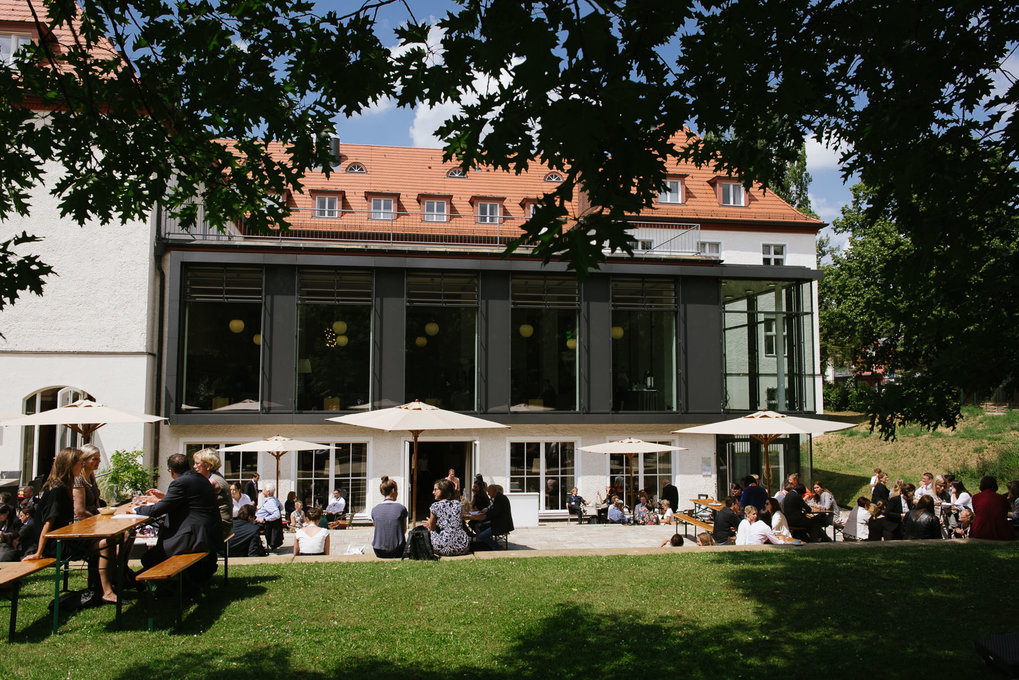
left=814, top=406, right=1019, bottom=503
left=3, top=544, right=1018, bottom=679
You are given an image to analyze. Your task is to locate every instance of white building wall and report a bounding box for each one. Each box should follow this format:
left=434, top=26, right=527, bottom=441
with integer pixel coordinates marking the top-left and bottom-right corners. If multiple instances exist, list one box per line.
left=698, top=229, right=817, bottom=268
left=0, top=161, right=159, bottom=477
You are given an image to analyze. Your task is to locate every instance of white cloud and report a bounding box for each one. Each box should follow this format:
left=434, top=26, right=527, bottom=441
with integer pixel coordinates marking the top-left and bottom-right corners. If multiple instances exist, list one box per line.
left=805, top=135, right=851, bottom=173
left=808, top=192, right=845, bottom=223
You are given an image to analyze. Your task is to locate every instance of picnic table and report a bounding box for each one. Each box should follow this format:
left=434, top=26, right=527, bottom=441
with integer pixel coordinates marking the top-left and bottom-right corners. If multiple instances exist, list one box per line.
left=43, top=511, right=152, bottom=634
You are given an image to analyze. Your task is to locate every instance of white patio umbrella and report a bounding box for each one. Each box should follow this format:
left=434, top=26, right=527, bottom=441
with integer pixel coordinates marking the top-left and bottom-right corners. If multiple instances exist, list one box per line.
left=674, top=410, right=855, bottom=495
left=579, top=438, right=686, bottom=508
left=327, top=400, right=509, bottom=522
left=0, top=398, right=164, bottom=442
left=221, top=435, right=333, bottom=495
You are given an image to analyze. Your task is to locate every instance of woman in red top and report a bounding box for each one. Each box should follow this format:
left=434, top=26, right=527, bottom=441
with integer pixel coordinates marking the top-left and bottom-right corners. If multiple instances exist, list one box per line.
left=970, top=476, right=1015, bottom=541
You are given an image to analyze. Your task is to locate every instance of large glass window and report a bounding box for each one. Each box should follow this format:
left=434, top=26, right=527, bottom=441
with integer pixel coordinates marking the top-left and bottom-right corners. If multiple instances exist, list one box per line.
left=180, top=266, right=263, bottom=411
left=510, top=276, right=578, bottom=411
left=722, top=280, right=817, bottom=412
left=182, top=442, right=257, bottom=488
left=608, top=446, right=673, bottom=508
left=405, top=272, right=478, bottom=410
left=509, top=441, right=575, bottom=511
left=611, top=277, right=677, bottom=412
left=296, top=269, right=372, bottom=411
left=296, top=442, right=367, bottom=514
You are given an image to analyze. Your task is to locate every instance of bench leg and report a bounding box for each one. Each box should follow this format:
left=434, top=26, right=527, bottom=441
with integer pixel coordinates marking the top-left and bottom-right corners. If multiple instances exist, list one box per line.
left=223, top=546, right=229, bottom=586
left=176, top=574, right=184, bottom=629
left=52, top=541, right=63, bottom=636
left=7, top=582, right=20, bottom=643
left=145, top=582, right=155, bottom=633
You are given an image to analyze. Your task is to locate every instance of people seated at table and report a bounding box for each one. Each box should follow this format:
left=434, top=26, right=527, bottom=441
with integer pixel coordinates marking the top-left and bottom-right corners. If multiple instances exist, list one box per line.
left=230, top=482, right=252, bottom=518
left=866, top=500, right=894, bottom=541
left=73, top=443, right=104, bottom=519
left=765, top=497, right=792, bottom=539
left=782, top=483, right=822, bottom=542
left=223, top=504, right=267, bottom=557
left=872, top=472, right=891, bottom=505
left=903, top=495, right=942, bottom=540
left=371, top=475, right=408, bottom=559
left=949, top=480, right=974, bottom=512
left=607, top=499, right=629, bottom=524
left=470, top=477, right=491, bottom=513
left=325, top=489, right=346, bottom=523
left=289, top=500, right=306, bottom=531
left=915, top=472, right=935, bottom=502
left=659, top=499, right=675, bottom=525
left=712, top=496, right=742, bottom=545
left=739, top=475, right=768, bottom=512
left=473, top=484, right=514, bottom=551
left=951, top=508, right=974, bottom=539
left=134, top=452, right=222, bottom=586
left=425, top=479, right=470, bottom=556
left=284, top=491, right=297, bottom=524
left=255, top=482, right=285, bottom=551
left=810, top=480, right=838, bottom=533
left=192, top=448, right=233, bottom=538
left=566, top=487, right=588, bottom=524
left=19, top=485, right=37, bottom=510
left=14, top=506, right=41, bottom=560
left=736, top=505, right=784, bottom=545
left=970, top=476, right=1015, bottom=540
left=293, top=506, right=330, bottom=556
left=843, top=497, right=871, bottom=541
left=884, top=482, right=915, bottom=540
left=595, top=487, right=613, bottom=523
left=634, top=494, right=659, bottom=525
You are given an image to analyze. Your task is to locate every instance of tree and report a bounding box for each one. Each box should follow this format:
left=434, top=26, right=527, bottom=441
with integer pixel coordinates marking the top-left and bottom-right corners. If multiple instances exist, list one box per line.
left=769, top=144, right=817, bottom=220
left=2, top=0, right=1017, bottom=429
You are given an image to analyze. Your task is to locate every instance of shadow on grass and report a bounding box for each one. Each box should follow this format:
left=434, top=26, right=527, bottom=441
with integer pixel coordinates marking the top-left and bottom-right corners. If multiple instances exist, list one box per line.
left=813, top=466, right=870, bottom=505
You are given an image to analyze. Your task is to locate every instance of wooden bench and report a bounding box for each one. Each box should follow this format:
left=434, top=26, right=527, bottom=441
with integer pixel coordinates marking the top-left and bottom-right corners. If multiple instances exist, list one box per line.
left=0, top=558, right=55, bottom=642
left=673, top=513, right=713, bottom=540
left=221, top=532, right=234, bottom=586
left=136, top=552, right=207, bottom=631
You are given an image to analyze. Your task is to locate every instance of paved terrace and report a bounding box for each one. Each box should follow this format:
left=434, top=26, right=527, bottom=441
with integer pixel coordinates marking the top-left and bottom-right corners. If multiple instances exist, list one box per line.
left=214, top=517, right=872, bottom=566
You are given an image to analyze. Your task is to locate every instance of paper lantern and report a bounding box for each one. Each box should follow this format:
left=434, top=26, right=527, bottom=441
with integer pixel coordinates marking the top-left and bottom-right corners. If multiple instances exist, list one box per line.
left=252, top=333, right=261, bottom=346
left=332, top=321, right=347, bottom=335
left=415, top=336, right=428, bottom=347
left=336, top=335, right=349, bottom=347
left=519, top=324, right=534, bottom=338
left=566, top=338, right=577, bottom=350
left=229, top=319, right=245, bottom=333
left=611, top=326, right=624, bottom=340
left=425, top=322, right=440, bottom=336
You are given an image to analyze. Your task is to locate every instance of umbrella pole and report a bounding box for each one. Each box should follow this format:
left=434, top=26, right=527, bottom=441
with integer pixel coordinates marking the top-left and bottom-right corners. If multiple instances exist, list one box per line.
left=628, top=453, right=636, bottom=510
left=411, top=430, right=422, bottom=524
left=756, top=434, right=779, bottom=496
left=273, top=452, right=283, bottom=497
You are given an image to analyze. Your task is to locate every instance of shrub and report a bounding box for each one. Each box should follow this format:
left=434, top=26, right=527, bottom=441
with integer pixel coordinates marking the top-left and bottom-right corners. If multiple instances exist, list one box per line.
left=97, top=448, right=157, bottom=502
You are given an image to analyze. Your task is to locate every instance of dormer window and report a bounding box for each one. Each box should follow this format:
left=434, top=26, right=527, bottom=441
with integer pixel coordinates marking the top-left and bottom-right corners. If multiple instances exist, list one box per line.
left=424, top=200, right=447, bottom=222
left=446, top=168, right=467, bottom=178
left=659, top=179, right=683, bottom=204
left=1, top=34, right=32, bottom=66
left=345, top=163, right=367, bottom=173
left=477, top=202, right=501, bottom=224
left=544, top=172, right=564, bottom=183
left=720, top=183, right=745, bottom=206
left=315, top=196, right=339, bottom=218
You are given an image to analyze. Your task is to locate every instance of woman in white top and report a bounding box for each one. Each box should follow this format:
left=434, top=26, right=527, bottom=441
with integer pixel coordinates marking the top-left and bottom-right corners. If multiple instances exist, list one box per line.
left=766, top=497, right=792, bottom=538
left=230, top=482, right=253, bottom=517
left=659, top=499, right=675, bottom=525
left=949, top=481, right=973, bottom=511
left=293, top=506, right=330, bottom=555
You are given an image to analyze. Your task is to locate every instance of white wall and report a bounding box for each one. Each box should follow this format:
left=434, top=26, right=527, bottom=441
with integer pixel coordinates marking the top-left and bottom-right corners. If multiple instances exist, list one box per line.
left=700, top=228, right=817, bottom=268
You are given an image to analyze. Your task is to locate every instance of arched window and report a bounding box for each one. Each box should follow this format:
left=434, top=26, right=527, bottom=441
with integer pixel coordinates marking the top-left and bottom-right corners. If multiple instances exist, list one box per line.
left=544, top=172, right=564, bottom=183
left=21, top=386, right=94, bottom=483
left=345, top=162, right=367, bottom=174
left=446, top=168, right=466, bottom=178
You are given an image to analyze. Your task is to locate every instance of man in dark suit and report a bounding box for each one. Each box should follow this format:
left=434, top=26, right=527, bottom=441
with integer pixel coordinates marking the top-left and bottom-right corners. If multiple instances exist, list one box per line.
left=782, top=483, right=822, bottom=542
left=661, top=480, right=679, bottom=515
left=134, top=453, right=221, bottom=583
left=474, top=484, right=514, bottom=550
left=711, top=496, right=742, bottom=545
left=739, top=475, right=768, bottom=511
left=885, top=483, right=915, bottom=540
left=221, top=504, right=266, bottom=557
left=243, top=472, right=259, bottom=506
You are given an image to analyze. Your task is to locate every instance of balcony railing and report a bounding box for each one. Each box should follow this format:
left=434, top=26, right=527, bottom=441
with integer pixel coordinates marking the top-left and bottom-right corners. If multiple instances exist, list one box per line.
left=159, top=208, right=707, bottom=256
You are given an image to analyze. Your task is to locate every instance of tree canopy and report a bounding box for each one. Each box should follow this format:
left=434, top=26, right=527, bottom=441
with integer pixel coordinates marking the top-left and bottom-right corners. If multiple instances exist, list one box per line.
left=2, top=0, right=1017, bottom=429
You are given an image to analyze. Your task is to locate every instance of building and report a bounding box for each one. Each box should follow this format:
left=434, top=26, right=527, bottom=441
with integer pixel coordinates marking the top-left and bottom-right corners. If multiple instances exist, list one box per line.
left=0, top=8, right=824, bottom=523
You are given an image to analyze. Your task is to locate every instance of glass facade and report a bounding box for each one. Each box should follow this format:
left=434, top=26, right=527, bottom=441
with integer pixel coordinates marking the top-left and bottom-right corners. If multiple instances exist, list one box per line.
left=722, top=280, right=817, bottom=412
left=611, top=277, right=677, bottom=411
left=405, top=272, right=478, bottom=410
left=510, top=275, right=578, bottom=411
left=180, top=266, right=263, bottom=411
left=296, top=442, right=367, bottom=514
left=296, top=269, right=372, bottom=411
left=509, top=441, right=575, bottom=511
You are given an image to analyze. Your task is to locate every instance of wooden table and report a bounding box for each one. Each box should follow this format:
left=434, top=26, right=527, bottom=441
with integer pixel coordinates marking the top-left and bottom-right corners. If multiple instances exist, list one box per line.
left=44, top=513, right=152, bottom=634
left=689, top=498, right=724, bottom=521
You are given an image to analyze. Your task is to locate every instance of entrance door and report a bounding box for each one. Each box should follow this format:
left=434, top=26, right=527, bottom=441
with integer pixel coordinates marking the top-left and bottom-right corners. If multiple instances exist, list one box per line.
left=407, top=440, right=472, bottom=521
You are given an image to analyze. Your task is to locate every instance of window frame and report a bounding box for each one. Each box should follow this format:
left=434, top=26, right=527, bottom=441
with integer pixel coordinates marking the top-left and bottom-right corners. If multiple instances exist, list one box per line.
left=423, top=199, right=448, bottom=223
left=508, top=439, right=578, bottom=513
left=762, top=243, right=786, bottom=266
left=345, top=163, right=367, bottom=174
left=370, top=197, right=395, bottom=221
left=658, top=179, right=683, bottom=204
left=720, top=183, right=745, bottom=207
left=698, top=241, right=721, bottom=257
left=0, top=34, right=32, bottom=66
left=476, top=202, right=501, bottom=224
left=315, top=195, right=339, bottom=218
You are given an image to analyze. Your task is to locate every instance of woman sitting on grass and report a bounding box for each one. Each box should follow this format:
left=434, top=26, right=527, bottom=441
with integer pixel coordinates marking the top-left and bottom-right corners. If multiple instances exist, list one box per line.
left=293, top=506, right=330, bottom=556
left=370, top=476, right=407, bottom=559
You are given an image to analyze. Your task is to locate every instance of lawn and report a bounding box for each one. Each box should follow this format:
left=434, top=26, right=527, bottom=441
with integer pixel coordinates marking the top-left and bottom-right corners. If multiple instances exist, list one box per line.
left=813, top=406, right=1019, bottom=504
left=2, top=542, right=1017, bottom=679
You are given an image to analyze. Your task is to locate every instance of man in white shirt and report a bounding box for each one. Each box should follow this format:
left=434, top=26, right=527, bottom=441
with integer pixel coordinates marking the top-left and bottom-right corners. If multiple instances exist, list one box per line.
left=915, top=472, right=934, bottom=502
left=325, top=489, right=346, bottom=522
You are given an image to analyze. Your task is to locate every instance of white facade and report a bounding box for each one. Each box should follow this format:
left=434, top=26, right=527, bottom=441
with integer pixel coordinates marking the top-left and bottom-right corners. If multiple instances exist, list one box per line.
left=0, top=162, right=159, bottom=479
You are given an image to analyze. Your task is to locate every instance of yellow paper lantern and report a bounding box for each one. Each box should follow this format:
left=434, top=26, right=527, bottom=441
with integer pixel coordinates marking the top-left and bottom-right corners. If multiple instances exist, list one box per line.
left=415, top=336, right=428, bottom=347
left=566, top=338, right=577, bottom=350
left=332, top=321, right=348, bottom=335
left=611, top=326, right=624, bottom=340
left=229, top=319, right=245, bottom=334
left=252, top=333, right=261, bottom=346
left=336, top=335, right=349, bottom=347
left=425, top=321, right=440, bottom=336
left=519, top=324, right=534, bottom=338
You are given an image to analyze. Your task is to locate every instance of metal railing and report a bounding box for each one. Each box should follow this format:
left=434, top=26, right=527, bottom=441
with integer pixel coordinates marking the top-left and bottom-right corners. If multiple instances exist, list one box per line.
left=159, top=208, right=706, bottom=256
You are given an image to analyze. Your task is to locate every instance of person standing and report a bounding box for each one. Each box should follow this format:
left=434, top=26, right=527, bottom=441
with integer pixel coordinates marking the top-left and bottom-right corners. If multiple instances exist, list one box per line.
left=255, top=482, right=284, bottom=551
left=445, top=469, right=461, bottom=498
left=243, top=472, right=259, bottom=508
left=371, top=476, right=408, bottom=558
left=739, top=475, right=768, bottom=511
left=661, top=480, right=679, bottom=516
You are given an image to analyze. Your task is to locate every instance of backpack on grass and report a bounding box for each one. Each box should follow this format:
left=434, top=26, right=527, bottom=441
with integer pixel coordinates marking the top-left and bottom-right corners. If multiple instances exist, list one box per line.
left=402, top=526, right=438, bottom=560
